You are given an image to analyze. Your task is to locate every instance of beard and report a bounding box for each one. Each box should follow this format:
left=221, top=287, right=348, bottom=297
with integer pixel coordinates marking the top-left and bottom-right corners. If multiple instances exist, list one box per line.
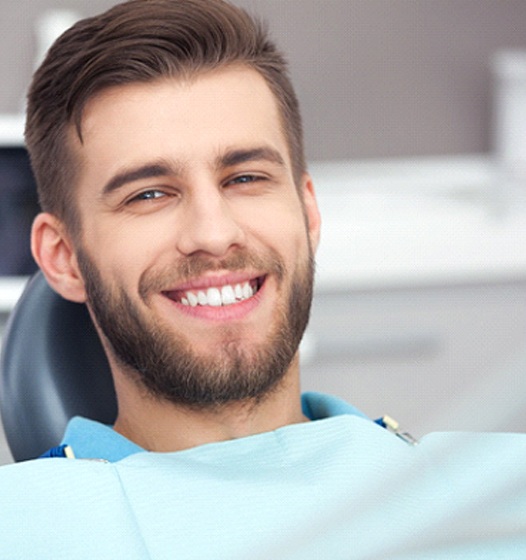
left=76, top=244, right=315, bottom=409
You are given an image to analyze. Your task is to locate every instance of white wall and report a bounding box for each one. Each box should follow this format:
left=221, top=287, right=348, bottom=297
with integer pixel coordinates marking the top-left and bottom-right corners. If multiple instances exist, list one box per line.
left=2, top=0, right=526, bottom=160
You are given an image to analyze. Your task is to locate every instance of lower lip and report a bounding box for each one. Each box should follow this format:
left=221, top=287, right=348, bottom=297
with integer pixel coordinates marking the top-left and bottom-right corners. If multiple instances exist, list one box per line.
left=162, top=280, right=266, bottom=322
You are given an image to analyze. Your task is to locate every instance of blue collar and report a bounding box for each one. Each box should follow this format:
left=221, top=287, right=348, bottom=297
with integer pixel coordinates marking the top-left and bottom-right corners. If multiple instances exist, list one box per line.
left=301, top=391, right=369, bottom=421
left=47, top=392, right=368, bottom=462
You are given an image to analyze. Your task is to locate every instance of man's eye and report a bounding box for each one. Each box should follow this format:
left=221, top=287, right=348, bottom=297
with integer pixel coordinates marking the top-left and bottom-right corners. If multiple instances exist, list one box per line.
left=129, top=190, right=167, bottom=202
left=228, top=175, right=263, bottom=186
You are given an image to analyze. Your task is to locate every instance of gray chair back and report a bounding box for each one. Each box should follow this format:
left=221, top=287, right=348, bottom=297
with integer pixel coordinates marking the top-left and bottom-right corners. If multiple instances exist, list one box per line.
left=0, top=272, right=116, bottom=461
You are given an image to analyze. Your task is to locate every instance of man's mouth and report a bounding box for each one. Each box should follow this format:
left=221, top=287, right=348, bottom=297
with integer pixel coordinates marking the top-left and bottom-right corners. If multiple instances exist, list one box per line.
left=164, top=276, right=265, bottom=308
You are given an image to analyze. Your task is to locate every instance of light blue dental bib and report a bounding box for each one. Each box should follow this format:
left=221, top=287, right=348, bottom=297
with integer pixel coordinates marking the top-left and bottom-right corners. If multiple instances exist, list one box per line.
left=1, top=392, right=526, bottom=559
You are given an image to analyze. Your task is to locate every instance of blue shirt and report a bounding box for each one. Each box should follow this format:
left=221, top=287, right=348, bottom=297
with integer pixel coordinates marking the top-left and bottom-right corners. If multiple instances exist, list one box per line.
left=59, top=391, right=370, bottom=462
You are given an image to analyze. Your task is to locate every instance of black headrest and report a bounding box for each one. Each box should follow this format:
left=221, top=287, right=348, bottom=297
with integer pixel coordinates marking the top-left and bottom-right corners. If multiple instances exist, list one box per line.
left=0, top=272, right=116, bottom=462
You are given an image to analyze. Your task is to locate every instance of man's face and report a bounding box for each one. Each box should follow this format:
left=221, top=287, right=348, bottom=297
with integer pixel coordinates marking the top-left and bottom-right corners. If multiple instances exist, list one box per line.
left=69, top=67, right=320, bottom=407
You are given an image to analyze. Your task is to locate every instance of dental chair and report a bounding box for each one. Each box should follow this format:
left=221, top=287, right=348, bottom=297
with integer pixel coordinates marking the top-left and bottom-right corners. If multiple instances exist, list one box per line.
left=0, top=272, right=116, bottom=462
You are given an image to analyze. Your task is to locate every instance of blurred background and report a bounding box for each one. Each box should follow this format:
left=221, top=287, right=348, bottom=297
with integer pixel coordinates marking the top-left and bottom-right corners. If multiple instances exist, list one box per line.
left=1, top=0, right=526, bottom=464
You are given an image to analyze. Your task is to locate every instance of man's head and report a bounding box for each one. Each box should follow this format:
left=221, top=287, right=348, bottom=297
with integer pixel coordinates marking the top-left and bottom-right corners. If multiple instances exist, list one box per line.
left=25, top=0, right=305, bottom=238
left=29, top=0, right=320, bottom=409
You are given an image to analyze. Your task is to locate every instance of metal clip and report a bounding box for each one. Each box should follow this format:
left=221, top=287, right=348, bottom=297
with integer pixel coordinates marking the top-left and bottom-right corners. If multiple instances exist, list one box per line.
left=375, top=415, right=419, bottom=446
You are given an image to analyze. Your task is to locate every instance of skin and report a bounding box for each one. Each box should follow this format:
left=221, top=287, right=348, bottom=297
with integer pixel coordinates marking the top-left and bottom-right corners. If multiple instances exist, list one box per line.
left=32, top=66, right=321, bottom=453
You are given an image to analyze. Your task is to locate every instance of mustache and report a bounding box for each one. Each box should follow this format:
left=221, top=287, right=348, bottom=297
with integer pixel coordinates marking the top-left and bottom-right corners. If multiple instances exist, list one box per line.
left=138, top=248, right=285, bottom=300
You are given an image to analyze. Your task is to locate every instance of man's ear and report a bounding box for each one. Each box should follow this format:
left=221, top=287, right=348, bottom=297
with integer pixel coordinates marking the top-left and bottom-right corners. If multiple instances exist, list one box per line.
left=31, top=212, right=87, bottom=303
left=300, top=173, right=321, bottom=253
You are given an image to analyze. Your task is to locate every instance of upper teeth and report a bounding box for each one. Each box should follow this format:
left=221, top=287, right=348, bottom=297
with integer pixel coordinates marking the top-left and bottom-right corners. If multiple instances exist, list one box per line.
left=181, top=281, right=256, bottom=307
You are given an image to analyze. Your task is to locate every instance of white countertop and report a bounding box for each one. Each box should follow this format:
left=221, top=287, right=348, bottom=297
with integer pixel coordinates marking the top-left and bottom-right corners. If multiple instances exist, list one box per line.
left=310, top=155, right=526, bottom=291
left=0, top=114, right=24, bottom=145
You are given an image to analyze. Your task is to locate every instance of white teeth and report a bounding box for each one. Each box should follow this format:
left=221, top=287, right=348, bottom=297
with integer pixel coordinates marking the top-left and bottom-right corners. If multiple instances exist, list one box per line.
left=181, top=280, right=257, bottom=307
left=221, top=285, right=236, bottom=305
left=242, top=282, right=252, bottom=299
left=207, top=287, right=222, bottom=307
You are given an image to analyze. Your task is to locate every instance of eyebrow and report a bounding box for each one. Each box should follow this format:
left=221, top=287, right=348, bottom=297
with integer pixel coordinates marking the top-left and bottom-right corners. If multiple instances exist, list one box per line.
left=101, top=146, right=286, bottom=196
left=216, top=147, right=286, bottom=170
left=102, top=162, right=176, bottom=196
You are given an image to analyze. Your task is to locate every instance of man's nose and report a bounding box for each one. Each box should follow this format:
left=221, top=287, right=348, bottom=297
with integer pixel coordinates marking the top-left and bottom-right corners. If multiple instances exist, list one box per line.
left=175, top=187, right=246, bottom=257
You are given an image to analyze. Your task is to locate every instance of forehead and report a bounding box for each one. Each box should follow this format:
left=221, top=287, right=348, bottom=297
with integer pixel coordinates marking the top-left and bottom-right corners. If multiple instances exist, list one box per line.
left=70, top=67, right=290, bottom=183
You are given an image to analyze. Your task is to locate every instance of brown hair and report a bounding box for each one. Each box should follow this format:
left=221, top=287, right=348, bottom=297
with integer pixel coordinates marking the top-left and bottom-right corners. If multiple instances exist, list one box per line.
left=25, top=0, right=305, bottom=234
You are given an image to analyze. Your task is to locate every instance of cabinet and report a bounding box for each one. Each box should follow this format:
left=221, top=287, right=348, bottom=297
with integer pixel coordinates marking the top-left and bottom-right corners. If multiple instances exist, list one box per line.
left=302, top=282, right=526, bottom=437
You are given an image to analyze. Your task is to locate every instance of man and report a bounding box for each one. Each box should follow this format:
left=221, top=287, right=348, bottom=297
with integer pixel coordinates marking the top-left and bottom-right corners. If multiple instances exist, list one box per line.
left=29, top=0, right=321, bottom=458
left=1, top=1, right=526, bottom=558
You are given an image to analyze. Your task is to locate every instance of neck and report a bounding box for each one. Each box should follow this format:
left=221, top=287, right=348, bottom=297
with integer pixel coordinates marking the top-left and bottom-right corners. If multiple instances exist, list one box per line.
left=111, top=357, right=307, bottom=453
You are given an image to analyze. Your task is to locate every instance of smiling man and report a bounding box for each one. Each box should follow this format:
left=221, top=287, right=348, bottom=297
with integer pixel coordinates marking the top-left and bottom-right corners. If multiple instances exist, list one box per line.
left=2, top=0, right=526, bottom=558
left=33, top=68, right=319, bottom=451
left=27, top=1, right=321, bottom=453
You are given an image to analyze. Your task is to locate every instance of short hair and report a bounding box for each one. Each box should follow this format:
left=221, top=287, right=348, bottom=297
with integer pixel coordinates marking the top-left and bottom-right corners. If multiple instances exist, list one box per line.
left=25, top=0, right=305, bottom=235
